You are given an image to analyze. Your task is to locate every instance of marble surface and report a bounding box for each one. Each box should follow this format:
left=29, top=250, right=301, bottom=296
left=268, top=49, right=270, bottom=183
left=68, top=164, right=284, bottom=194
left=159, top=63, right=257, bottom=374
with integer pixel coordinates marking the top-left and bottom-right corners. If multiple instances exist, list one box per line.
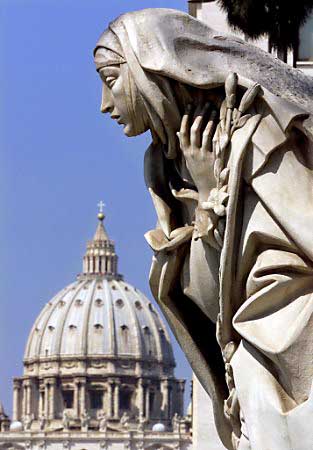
left=94, top=8, right=313, bottom=449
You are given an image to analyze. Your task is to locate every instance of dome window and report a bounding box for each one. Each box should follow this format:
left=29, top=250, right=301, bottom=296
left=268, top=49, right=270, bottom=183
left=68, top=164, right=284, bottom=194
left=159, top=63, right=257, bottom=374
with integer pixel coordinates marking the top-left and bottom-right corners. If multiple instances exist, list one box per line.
left=120, top=388, right=132, bottom=411
left=48, top=325, right=55, bottom=332
left=97, top=285, right=102, bottom=290
left=120, top=325, right=130, bottom=353
left=75, top=299, right=83, bottom=306
left=149, top=391, right=155, bottom=416
left=111, top=285, right=117, bottom=290
left=159, top=329, right=166, bottom=344
left=143, top=327, right=153, bottom=356
left=124, top=286, right=129, bottom=291
left=69, top=324, right=77, bottom=330
left=58, top=300, right=66, bottom=308
left=62, top=390, right=74, bottom=409
left=159, top=328, right=165, bottom=336
left=115, top=299, right=124, bottom=308
left=135, top=301, right=142, bottom=310
left=95, top=299, right=103, bottom=307
left=94, top=323, right=103, bottom=331
left=89, top=390, right=103, bottom=409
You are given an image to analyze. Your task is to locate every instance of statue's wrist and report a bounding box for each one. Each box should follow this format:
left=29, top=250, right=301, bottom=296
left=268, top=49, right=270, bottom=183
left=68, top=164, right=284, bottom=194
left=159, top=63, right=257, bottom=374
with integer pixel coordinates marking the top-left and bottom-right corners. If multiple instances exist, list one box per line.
left=197, top=183, right=215, bottom=203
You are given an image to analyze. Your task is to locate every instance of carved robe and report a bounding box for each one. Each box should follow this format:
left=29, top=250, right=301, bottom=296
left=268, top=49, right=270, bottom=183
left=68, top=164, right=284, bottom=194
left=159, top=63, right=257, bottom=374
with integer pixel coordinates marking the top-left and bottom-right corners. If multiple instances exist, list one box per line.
left=94, top=9, right=313, bottom=449
left=145, top=95, right=313, bottom=450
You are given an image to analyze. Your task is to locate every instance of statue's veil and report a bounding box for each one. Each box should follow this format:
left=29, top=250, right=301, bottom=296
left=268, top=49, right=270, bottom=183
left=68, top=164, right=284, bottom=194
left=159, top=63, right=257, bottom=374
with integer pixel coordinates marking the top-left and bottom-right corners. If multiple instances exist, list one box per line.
left=95, top=8, right=313, bottom=139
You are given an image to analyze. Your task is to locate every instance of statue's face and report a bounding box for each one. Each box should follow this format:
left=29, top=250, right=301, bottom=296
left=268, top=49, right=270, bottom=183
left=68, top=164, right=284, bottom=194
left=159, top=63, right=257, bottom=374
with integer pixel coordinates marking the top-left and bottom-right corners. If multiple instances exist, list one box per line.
left=98, top=63, right=148, bottom=137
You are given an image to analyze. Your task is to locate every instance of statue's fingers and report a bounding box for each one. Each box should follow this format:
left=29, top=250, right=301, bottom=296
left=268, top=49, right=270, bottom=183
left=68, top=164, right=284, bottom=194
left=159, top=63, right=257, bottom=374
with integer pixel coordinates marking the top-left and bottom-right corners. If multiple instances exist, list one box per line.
left=202, top=110, right=217, bottom=154
left=179, top=104, right=192, bottom=149
left=190, top=116, right=203, bottom=150
left=191, top=103, right=210, bottom=150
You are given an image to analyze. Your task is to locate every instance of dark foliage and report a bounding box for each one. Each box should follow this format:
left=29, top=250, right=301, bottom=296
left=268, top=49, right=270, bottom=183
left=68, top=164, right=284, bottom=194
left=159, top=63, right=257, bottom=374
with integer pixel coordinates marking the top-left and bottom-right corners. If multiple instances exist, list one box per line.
left=218, top=0, right=313, bottom=54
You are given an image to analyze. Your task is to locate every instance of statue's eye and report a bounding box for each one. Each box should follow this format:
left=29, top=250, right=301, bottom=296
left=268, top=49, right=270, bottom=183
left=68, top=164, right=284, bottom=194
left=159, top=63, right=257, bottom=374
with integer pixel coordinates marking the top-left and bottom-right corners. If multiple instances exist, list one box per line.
left=105, top=76, right=116, bottom=88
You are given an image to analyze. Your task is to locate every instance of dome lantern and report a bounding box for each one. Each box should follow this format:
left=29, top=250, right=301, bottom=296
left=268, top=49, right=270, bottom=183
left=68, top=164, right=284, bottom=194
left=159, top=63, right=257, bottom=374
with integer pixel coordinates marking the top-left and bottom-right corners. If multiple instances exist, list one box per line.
left=82, top=202, right=121, bottom=279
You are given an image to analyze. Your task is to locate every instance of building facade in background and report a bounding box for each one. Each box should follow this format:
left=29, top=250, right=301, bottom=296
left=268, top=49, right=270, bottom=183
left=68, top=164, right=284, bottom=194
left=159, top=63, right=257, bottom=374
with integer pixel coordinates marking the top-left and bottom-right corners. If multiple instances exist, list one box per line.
left=188, top=0, right=313, bottom=75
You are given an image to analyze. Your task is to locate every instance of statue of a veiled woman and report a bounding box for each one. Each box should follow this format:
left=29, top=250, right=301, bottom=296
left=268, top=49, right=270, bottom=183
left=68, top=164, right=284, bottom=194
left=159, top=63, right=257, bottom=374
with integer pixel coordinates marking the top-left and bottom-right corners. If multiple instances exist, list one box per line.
left=94, top=9, right=313, bottom=450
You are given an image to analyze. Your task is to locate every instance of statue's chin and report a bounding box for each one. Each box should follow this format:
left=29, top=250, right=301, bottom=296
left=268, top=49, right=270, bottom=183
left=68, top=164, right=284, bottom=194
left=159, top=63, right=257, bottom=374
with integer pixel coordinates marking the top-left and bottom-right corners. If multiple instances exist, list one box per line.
left=123, top=127, right=137, bottom=137
left=123, top=124, right=148, bottom=137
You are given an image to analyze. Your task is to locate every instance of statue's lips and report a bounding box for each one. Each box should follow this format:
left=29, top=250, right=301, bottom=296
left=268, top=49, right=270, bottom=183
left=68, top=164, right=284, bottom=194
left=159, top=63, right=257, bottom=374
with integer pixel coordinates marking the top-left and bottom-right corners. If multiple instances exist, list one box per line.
left=111, top=114, right=124, bottom=125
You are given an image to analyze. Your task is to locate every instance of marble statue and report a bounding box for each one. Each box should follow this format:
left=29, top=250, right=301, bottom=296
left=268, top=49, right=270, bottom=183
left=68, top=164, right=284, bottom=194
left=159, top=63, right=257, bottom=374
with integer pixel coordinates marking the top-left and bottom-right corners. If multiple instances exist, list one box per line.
left=137, top=412, right=146, bottom=432
left=94, top=8, right=313, bottom=450
left=80, top=410, right=90, bottom=432
left=120, top=412, right=130, bottom=430
left=172, top=413, right=180, bottom=433
left=23, top=414, right=33, bottom=431
left=98, top=411, right=108, bottom=432
left=39, top=414, right=46, bottom=432
left=62, top=411, right=70, bottom=431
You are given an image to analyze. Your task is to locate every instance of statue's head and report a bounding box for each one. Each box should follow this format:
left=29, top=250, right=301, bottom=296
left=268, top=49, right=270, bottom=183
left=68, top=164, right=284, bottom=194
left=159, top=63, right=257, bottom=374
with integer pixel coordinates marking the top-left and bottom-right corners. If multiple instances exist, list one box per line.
left=94, top=28, right=150, bottom=137
left=94, top=9, right=309, bottom=156
left=93, top=9, right=253, bottom=158
left=94, top=9, right=207, bottom=158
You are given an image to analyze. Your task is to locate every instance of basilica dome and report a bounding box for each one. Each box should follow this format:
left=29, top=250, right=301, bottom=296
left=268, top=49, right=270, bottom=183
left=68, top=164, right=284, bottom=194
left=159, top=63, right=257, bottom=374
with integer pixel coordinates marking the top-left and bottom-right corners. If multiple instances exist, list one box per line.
left=24, top=263, right=174, bottom=369
left=13, top=210, right=185, bottom=431
left=24, top=213, right=175, bottom=377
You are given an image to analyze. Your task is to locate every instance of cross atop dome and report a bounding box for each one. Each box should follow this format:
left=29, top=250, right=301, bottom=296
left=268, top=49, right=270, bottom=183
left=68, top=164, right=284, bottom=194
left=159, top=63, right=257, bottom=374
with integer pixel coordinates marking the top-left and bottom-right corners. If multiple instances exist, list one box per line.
left=97, top=200, right=105, bottom=221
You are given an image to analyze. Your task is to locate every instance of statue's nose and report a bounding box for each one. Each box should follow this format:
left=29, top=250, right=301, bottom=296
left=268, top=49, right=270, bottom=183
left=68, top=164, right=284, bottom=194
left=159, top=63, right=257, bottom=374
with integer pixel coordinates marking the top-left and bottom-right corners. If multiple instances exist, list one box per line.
left=101, top=85, right=113, bottom=114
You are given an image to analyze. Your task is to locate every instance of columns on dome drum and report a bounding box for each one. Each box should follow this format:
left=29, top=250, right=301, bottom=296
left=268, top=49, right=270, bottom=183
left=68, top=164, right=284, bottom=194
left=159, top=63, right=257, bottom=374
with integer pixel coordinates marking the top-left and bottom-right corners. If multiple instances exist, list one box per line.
left=22, top=383, right=26, bottom=418
left=145, top=382, right=150, bottom=421
left=73, top=377, right=87, bottom=418
left=12, top=379, right=21, bottom=422
left=137, top=378, right=152, bottom=420
left=47, top=378, right=56, bottom=420
left=22, top=379, right=33, bottom=419
left=38, top=384, right=44, bottom=417
left=137, top=378, right=145, bottom=417
left=79, top=378, right=86, bottom=416
left=113, top=378, right=120, bottom=419
left=177, top=380, right=185, bottom=416
left=43, top=381, right=49, bottom=419
left=107, top=379, right=114, bottom=418
left=74, top=379, right=79, bottom=418
left=26, top=381, right=32, bottom=416
left=35, top=378, right=57, bottom=420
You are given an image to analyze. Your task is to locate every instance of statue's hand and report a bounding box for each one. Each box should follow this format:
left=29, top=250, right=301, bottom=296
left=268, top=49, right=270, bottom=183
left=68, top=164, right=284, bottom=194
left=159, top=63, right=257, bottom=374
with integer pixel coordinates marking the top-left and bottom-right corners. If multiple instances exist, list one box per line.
left=177, top=103, right=217, bottom=202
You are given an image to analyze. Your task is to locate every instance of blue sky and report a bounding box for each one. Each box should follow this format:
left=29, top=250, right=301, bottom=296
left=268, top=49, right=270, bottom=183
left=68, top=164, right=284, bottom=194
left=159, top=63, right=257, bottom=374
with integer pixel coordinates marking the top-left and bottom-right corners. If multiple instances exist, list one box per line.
left=0, top=0, right=191, bottom=415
